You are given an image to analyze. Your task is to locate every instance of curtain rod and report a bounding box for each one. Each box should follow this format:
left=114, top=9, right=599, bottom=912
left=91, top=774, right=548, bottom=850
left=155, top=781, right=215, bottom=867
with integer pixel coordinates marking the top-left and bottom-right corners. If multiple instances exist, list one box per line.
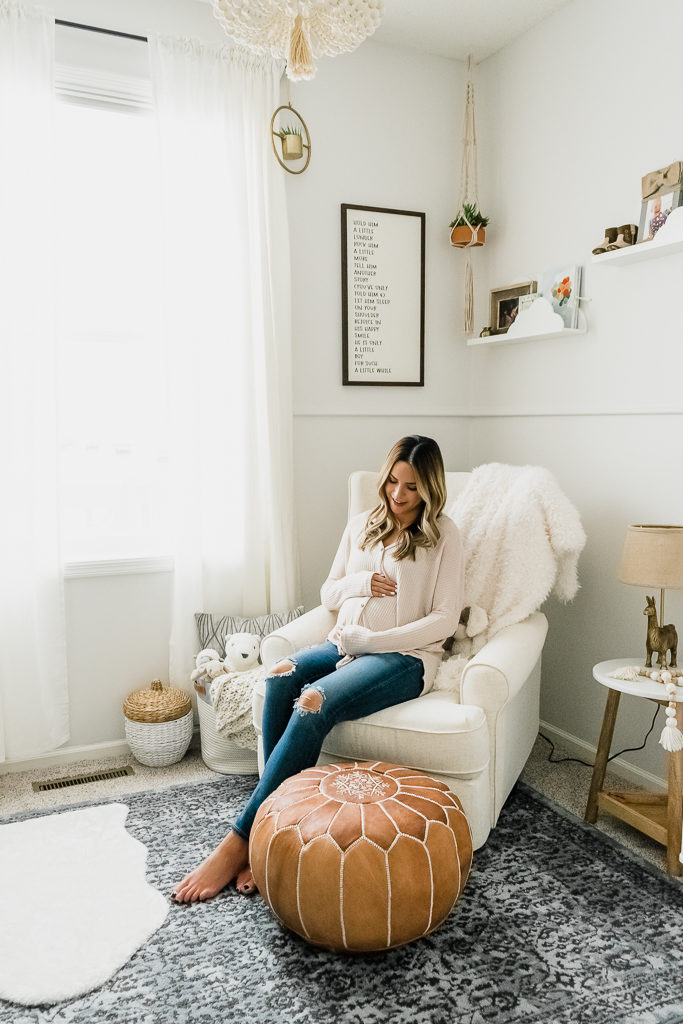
left=55, top=19, right=148, bottom=43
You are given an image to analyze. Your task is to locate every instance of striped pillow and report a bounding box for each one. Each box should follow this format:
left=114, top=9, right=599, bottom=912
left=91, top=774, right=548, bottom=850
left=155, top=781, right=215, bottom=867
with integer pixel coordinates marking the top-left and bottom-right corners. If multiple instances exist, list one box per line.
left=195, top=607, right=304, bottom=659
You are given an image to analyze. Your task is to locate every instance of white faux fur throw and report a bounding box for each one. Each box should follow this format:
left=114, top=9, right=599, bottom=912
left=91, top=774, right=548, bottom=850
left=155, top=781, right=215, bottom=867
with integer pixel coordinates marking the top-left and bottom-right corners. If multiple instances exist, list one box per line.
left=447, top=463, right=586, bottom=641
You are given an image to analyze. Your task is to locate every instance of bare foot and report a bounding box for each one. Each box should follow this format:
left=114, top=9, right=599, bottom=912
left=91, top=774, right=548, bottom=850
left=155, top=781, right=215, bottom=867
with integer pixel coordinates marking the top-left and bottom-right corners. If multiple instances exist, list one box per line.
left=171, top=830, right=249, bottom=904
left=235, top=867, right=257, bottom=896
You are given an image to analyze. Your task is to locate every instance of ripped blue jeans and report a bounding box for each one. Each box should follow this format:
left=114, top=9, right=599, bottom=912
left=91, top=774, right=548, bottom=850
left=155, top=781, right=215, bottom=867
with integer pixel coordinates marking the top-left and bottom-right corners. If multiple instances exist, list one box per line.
left=232, top=641, right=424, bottom=840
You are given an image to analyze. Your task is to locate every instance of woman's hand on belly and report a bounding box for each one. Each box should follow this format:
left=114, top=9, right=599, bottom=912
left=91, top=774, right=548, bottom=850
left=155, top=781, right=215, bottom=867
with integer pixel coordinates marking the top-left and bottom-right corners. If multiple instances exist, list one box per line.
left=370, top=573, right=397, bottom=598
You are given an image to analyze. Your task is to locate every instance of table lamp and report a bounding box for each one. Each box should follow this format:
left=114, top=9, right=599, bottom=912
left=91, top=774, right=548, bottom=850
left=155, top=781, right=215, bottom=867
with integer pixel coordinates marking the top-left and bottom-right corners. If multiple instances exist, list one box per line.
left=618, top=524, right=683, bottom=630
left=618, top=524, right=683, bottom=750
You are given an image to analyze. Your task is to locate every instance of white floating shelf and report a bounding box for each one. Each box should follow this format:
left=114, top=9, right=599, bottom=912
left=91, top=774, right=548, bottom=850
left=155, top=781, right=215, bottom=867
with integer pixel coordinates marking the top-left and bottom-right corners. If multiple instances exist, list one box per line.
left=468, top=298, right=587, bottom=346
left=592, top=206, right=683, bottom=265
left=467, top=326, right=586, bottom=347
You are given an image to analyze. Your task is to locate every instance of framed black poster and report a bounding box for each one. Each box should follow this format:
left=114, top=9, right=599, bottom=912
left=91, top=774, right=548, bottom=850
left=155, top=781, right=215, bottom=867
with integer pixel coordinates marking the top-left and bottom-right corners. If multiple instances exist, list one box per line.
left=341, top=204, right=425, bottom=386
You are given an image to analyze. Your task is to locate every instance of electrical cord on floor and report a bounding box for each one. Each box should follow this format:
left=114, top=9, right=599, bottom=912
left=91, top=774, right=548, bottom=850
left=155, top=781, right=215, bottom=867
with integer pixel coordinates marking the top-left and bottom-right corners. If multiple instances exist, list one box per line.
left=538, top=703, right=661, bottom=768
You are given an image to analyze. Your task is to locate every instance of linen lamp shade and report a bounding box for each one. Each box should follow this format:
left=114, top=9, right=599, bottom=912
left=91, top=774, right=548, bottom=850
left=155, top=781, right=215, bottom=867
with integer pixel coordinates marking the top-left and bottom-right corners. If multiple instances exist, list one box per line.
left=618, top=525, right=683, bottom=590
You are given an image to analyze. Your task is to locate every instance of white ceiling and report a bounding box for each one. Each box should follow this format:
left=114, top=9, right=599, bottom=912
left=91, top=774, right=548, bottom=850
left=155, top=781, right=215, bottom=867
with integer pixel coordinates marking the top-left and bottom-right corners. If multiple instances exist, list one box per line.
left=369, top=0, right=573, bottom=64
left=199, top=1, right=575, bottom=66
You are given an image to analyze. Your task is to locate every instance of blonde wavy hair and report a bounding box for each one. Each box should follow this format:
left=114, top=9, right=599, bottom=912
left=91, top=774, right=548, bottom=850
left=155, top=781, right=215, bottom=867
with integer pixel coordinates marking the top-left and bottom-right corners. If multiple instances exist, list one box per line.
left=360, top=436, right=447, bottom=561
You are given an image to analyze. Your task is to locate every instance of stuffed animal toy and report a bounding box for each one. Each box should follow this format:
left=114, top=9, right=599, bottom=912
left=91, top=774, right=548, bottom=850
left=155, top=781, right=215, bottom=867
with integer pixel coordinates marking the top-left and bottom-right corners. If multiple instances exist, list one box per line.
left=209, top=633, right=264, bottom=751
left=434, top=604, right=489, bottom=695
left=191, top=647, right=223, bottom=695
left=222, top=632, right=261, bottom=672
left=452, top=603, right=489, bottom=658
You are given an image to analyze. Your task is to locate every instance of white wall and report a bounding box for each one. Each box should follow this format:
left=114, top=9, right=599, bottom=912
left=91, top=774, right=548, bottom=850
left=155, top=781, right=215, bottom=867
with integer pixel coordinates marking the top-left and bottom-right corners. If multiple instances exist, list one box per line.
left=470, top=0, right=683, bottom=780
left=284, top=40, right=473, bottom=608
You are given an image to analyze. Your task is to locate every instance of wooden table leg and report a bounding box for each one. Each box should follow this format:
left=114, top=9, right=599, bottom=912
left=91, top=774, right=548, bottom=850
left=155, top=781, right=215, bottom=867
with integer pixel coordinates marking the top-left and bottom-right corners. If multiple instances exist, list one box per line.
left=585, top=687, right=621, bottom=823
left=666, top=703, right=683, bottom=876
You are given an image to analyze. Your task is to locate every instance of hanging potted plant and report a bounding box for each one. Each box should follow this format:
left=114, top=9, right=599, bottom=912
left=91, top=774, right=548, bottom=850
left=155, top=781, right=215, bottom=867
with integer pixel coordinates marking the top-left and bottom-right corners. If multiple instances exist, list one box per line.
left=276, top=124, right=303, bottom=161
left=449, top=204, right=489, bottom=247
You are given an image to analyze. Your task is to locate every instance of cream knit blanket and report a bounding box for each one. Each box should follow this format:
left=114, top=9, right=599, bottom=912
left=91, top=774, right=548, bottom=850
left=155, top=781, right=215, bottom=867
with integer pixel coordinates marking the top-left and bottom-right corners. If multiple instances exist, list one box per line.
left=447, top=462, right=586, bottom=642
left=209, top=666, right=267, bottom=751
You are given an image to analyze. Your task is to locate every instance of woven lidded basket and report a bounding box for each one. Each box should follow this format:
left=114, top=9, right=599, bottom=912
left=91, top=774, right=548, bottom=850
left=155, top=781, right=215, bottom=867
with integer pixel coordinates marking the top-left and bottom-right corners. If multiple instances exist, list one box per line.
left=123, top=679, right=193, bottom=767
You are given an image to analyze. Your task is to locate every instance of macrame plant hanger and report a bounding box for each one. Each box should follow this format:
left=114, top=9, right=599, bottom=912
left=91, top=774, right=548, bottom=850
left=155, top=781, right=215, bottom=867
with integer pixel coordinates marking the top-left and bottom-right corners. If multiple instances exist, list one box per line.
left=453, top=56, right=480, bottom=336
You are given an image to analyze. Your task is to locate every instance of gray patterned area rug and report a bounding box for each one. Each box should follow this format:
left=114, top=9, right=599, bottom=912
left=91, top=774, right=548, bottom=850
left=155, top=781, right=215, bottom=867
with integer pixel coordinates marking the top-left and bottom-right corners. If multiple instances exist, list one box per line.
left=3, top=776, right=683, bottom=1024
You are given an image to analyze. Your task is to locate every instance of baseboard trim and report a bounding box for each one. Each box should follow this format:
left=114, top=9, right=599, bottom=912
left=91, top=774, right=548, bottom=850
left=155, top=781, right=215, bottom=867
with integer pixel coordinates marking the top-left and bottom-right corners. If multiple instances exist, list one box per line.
left=539, top=718, right=666, bottom=793
left=0, top=738, right=131, bottom=775
left=0, top=727, right=201, bottom=775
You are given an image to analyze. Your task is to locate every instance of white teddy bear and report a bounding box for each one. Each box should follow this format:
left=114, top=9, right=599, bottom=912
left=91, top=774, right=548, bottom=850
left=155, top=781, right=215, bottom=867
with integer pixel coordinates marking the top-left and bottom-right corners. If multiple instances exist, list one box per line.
left=222, top=632, right=261, bottom=672
left=191, top=633, right=261, bottom=697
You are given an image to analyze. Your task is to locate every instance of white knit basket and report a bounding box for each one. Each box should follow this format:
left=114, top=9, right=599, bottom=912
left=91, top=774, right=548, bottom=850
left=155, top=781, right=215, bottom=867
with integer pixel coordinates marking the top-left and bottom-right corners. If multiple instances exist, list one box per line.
left=125, top=708, right=194, bottom=767
left=197, top=697, right=258, bottom=774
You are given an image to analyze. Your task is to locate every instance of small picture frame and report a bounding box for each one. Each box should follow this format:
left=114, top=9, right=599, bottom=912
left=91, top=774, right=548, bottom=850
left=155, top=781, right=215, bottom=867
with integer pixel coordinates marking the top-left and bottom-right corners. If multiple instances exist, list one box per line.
left=518, top=292, right=541, bottom=315
left=489, top=280, right=537, bottom=335
left=639, top=187, right=683, bottom=243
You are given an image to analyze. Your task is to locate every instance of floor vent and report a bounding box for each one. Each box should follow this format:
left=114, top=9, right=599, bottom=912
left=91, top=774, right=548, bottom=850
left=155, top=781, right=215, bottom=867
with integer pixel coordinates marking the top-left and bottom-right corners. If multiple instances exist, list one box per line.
left=32, top=766, right=135, bottom=792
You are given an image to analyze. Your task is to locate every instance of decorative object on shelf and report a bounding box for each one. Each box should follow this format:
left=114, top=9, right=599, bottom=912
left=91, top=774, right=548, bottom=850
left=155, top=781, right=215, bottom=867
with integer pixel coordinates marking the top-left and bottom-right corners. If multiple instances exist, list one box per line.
left=341, top=203, right=425, bottom=386
left=606, top=224, right=637, bottom=250
left=488, top=280, right=536, bottom=335
left=123, top=679, right=193, bottom=767
left=618, top=523, right=683, bottom=751
left=592, top=227, right=618, bottom=255
left=541, top=263, right=582, bottom=329
left=270, top=102, right=311, bottom=174
left=212, top=0, right=384, bottom=81
left=593, top=204, right=683, bottom=264
left=518, top=292, right=540, bottom=315
left=505, top=296, right=564, bottom=338
left=449, top=203, right=489, bottom=248
left=641, top=160, right=683, bottom=202
left=451, top=56, right=485, bottom=335
left=593, top=225, right=637, bottom=253
left=639, top=189, right=683, bottom=242
left=479, top=326, right=491, bottom=337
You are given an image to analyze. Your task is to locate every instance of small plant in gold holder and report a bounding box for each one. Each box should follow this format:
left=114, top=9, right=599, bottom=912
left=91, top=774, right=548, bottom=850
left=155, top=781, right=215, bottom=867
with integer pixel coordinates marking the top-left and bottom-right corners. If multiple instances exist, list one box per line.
left=270, top=103, right=311, bottom=174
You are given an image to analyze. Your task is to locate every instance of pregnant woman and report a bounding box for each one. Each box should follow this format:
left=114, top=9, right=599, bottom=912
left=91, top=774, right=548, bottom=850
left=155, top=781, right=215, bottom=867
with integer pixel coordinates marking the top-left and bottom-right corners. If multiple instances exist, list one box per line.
left=172, top=434, right=463, bottom=903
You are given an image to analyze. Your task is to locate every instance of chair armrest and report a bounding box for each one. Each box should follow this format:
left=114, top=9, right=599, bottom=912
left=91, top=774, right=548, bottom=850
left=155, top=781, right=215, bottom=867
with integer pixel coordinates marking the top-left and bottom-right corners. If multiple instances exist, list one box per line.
left=261, top=605, right=337, bottom=670
left=460, top=612, right=548, bottom=714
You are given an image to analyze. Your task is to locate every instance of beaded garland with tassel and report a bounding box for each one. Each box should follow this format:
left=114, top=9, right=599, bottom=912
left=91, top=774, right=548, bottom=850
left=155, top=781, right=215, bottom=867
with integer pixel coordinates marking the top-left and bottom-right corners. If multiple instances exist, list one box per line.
left=609, top=664, right=683, bottom=750
left=211, top=0, right=384, bottom=81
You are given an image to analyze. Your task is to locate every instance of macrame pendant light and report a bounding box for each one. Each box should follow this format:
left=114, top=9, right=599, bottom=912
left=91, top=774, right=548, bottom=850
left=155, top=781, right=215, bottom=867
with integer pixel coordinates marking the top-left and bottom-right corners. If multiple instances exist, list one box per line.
left=212, top=0, right=384, bottom=81
left=453, top=56, right=482, bottom=336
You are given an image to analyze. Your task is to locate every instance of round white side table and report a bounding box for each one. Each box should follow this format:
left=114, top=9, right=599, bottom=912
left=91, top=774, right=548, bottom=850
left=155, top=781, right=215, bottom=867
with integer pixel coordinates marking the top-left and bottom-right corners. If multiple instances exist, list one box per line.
left=585, top=658, right=683, bottom=876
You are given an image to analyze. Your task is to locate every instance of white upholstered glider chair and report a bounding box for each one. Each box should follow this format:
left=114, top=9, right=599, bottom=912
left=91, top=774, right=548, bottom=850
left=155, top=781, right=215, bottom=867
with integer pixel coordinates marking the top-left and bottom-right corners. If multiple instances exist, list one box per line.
left=254, top=471, right=548, bottom=850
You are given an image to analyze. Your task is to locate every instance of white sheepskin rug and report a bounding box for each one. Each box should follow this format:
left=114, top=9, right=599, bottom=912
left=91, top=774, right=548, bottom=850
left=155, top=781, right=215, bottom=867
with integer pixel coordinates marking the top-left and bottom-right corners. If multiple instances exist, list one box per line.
left=0, top=803, right=168, bottom=1006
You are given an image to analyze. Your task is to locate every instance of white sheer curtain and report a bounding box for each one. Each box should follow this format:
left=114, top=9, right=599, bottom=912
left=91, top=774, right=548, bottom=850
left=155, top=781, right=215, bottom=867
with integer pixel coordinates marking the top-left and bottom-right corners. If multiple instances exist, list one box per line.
left=0, top=1, right=69, bottom=760
left=149, top=37, right=300, bottom=688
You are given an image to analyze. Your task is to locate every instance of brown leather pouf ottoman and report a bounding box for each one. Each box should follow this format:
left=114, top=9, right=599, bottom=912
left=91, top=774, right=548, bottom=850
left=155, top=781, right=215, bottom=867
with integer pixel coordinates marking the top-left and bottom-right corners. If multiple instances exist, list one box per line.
left=249, top=761, right=472, bottom=952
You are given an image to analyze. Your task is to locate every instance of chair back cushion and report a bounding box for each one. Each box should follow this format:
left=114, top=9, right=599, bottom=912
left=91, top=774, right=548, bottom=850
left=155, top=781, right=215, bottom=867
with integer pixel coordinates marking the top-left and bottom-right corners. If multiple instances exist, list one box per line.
left=347, top=470, right=472, bottom=521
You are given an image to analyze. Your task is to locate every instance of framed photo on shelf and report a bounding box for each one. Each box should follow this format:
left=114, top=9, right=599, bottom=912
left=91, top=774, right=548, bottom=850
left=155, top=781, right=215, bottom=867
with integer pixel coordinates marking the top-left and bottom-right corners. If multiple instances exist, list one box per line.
left=489, top=280, right=537, bottom=335
left=639, top=187, right=683, bottom=243
left=541, top=264, right=582, bottom=329
left=341, top=203, right=425, bottom=386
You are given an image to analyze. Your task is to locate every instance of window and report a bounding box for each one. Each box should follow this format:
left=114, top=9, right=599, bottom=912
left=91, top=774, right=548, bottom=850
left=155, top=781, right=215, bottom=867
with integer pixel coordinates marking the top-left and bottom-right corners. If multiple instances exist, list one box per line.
left=55, top=68, right=172, bottom=562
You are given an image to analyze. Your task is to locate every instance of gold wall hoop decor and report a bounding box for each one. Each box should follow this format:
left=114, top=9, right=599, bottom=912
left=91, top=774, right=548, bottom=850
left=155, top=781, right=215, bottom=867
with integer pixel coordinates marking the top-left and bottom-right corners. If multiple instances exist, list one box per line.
left=270, top=103, right=311, bottom=175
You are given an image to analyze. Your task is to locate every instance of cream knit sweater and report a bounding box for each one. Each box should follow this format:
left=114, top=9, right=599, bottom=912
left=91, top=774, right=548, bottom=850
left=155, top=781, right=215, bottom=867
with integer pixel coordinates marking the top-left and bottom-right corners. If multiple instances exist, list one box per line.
left=320, top=512, right=464, bottom=692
